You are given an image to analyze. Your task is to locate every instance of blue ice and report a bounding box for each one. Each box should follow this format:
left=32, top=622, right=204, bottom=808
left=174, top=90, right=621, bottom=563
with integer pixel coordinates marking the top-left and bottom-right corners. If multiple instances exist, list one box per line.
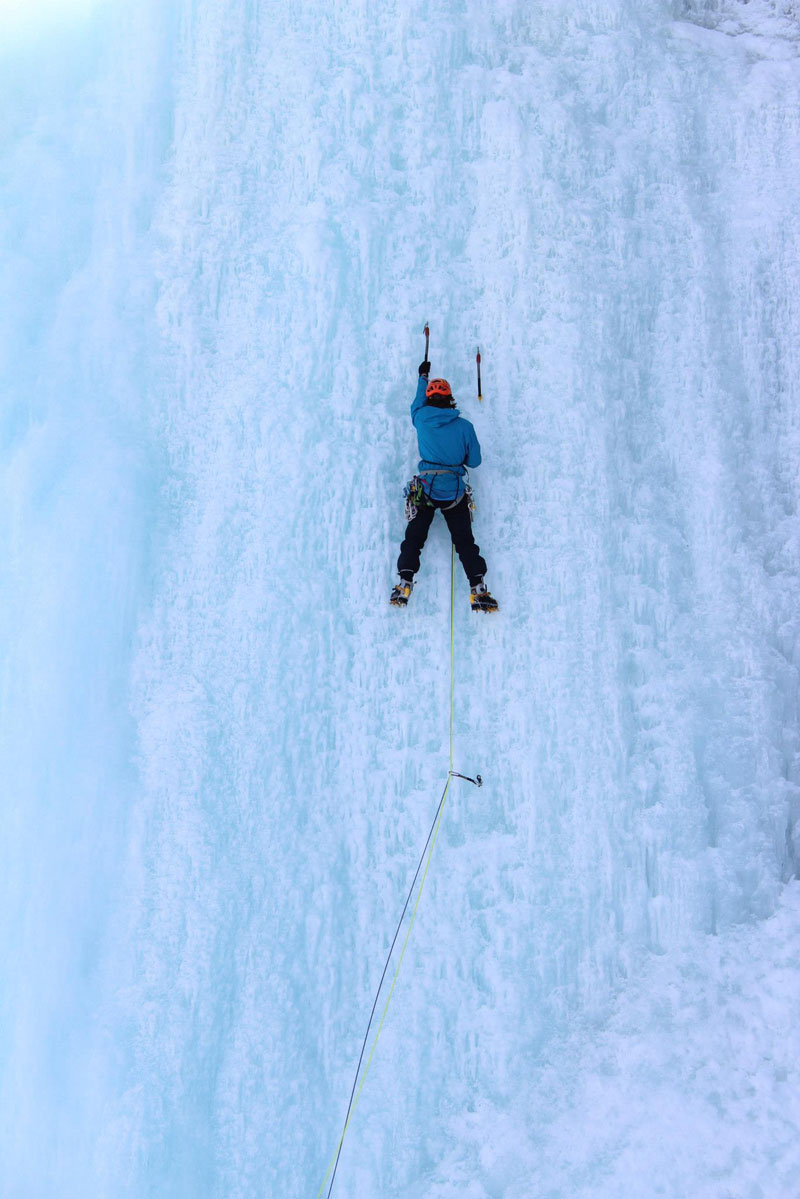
left=1, top=1, right=798, bottom=1196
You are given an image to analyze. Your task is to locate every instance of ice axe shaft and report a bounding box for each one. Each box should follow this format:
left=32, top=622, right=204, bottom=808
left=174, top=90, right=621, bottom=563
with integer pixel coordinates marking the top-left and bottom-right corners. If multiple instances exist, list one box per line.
left=476, top=348, right=483, bottom=402
left=424, top=323, right=430, bottom=361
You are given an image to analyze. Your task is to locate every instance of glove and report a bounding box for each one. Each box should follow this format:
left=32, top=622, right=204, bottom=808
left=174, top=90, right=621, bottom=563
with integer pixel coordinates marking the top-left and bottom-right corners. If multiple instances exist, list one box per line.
left=418, top=360, right=431, bottom=377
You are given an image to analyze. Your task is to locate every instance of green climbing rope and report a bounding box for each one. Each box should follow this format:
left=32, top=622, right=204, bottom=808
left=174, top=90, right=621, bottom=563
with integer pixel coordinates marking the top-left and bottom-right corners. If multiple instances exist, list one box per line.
left=316, top=546, right=458, bottom=1199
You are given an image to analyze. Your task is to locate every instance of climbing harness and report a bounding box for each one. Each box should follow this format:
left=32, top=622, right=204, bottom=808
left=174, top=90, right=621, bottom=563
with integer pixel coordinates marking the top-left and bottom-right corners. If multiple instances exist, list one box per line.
left=403, top=466, right=472, bottom=521
left=317, top=546, right=482, bottom=1199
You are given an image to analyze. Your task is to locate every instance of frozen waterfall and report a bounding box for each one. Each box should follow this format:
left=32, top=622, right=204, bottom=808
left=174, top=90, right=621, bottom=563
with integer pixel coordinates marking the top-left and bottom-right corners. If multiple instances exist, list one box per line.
left=1, top=1, right=798, bottom=1195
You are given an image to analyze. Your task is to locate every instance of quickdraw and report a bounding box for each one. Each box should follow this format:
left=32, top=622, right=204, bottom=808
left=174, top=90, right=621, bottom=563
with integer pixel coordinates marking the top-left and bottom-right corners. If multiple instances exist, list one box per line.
left=404, top=476, right=428, bottom=522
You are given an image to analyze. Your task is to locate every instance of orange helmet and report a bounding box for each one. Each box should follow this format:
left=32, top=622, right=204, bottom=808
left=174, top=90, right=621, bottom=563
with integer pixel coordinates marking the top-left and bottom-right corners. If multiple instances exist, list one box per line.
left=426, top=378, right=452, bottom=399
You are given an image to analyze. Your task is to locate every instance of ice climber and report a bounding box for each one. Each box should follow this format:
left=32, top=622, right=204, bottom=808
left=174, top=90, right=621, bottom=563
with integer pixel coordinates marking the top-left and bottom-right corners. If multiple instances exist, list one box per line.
left=390, top=359, right=499, bottom=612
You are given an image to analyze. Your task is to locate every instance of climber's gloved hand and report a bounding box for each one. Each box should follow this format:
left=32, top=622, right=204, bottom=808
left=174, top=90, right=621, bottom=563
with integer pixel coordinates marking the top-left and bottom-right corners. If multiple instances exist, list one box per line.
left=418, top=360, right=431, bottom=377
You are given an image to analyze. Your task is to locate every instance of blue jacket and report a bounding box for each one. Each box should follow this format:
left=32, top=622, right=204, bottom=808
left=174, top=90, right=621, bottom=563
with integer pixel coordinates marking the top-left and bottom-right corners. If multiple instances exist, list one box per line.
left=410, top=377, right=482, bottom=502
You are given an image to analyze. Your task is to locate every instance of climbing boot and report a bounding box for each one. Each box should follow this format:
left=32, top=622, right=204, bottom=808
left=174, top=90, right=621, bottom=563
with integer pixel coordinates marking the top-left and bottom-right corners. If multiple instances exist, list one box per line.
left=470, top=581, right=499, bottom=613
left=390, top=578, right=413, bottom=607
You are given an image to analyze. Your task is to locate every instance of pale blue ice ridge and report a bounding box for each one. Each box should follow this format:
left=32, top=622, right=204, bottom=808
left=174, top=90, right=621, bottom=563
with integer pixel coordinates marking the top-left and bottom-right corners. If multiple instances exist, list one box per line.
left=1, top=1, right=799, bottom=1197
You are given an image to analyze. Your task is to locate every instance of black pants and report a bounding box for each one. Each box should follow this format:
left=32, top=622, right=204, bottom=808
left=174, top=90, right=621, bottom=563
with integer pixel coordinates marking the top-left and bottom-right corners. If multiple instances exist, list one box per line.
left=398, top=494, right=487, bottom=586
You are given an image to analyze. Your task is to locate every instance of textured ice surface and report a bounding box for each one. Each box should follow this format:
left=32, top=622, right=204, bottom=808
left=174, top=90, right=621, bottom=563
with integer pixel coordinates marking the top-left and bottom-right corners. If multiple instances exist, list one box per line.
left=1, top=1, right=799, bottom=1196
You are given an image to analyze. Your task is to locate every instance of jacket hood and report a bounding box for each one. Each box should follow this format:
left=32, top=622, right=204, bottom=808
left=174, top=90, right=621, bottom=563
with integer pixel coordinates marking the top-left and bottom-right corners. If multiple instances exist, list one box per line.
left=423, top=405, right=461, bottom=426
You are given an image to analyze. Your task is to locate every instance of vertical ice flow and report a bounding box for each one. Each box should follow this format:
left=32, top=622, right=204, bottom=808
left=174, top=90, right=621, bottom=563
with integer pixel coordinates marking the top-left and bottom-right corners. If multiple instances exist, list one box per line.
left=1, top=1, right=798, bottom=1196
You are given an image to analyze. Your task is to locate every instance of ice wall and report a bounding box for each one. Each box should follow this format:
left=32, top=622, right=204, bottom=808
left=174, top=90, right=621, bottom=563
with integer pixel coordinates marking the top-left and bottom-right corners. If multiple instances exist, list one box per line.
left=1, top=1, right=798, bottom=1196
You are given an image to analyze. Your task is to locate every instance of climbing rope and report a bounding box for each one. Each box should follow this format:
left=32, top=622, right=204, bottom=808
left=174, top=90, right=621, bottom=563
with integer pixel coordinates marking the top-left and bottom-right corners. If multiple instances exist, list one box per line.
left=317, top=546, right=479, bottom=1198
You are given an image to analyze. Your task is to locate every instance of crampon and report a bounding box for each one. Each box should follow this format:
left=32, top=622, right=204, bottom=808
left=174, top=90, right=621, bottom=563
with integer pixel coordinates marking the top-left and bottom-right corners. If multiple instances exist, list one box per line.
left=470, top=583, right=498, bottom=613
left=390, top=580, right=413, bottom=607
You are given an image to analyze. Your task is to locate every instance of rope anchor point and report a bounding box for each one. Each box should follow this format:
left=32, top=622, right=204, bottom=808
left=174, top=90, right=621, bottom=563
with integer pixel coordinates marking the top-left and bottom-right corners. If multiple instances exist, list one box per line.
left=449, top=770, right=482, bottom=787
